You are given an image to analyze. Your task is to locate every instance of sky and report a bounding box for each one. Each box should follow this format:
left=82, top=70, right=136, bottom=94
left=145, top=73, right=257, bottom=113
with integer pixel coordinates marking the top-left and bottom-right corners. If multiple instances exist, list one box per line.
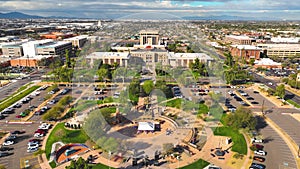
left=0, top=0, right=300, bottom=20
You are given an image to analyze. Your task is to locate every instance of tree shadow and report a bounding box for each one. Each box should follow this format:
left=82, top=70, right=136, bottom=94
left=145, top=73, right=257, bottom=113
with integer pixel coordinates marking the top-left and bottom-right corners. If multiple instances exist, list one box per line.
left=284, top=93, right=295, bottom=100
left=262, top=136, right=274, bottom=144
left=255, top=116, right=268, bottom=131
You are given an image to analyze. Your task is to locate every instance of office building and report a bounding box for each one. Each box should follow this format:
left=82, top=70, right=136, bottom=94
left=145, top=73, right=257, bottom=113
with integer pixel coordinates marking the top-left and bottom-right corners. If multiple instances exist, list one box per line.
left=36, top=41, right=72, bottom=56
left=230, top=45, right=262, bottom=61
left=139, top=30, right=159, bottom=45
left=64, top=35, right=88, bottom=48
left=86, top=52, right=130, bottom=67
left=225, top=35, right=254, bottom=45
left=10, top=55, right=56, bottom=68
left=2, top=44, right=23, bottom=57
left=256, top=43, right=300, bottom=58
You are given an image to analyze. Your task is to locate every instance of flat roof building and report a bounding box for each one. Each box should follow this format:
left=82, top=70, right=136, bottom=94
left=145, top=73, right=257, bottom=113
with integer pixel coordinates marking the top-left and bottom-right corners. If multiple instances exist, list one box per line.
left=225, top=35, right=253, bottom=45
left=256, top=43, right=300, bottom=58
left=86, top=52, right=130, bottom=67
left=10, top=55, right=56, bottom=68
left=139, top=30, right=159, bottom=46
left=36, top=41, right=72, bottom=56
left=254, top=58, right=282, bottom=69
left=230, top=45, right=262, bottom=61
left=169, top=52, right=214, bottom=68
left=64, top=35, right=88, bottom=48
left=2, top=45, right=23, bottom=57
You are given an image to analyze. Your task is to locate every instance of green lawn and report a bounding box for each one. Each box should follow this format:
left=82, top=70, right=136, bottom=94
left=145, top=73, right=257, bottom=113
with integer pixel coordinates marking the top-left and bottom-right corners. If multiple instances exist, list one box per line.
left=213, top=126, right=247, bottom=155
left=286, top=99, right=300, bottom=108
left=198, top=103, right=209, bottom=114
left=45, top=123, right=89, bottom=159
left=0, top=85, right=40, bottom=111
left=165, top=98, right=182, bottom=109
left=91, top=163, right=116, bottom=169
left=180, top=159, right=209, bottom=169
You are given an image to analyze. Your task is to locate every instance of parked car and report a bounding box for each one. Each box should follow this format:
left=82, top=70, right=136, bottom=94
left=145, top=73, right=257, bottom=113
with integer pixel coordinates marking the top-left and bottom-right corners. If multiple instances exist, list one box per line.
left=250, top=162, right=266, bottom=169
left=13, top=103, right=22, bottom=108
left=251, top=138, right=263, bottom=143
left=11, top=130, right=25, bottom=135
left=28, top=139, right=41, bottom=143
left=39, top=123, right=51, bottom=129
left=253, top=91, right=259, bottom=94
left=2, top=140, right=14, bottom=146
left=34, top=133, right=44, bottom=138
left=0, top=146, right=13, bottom=152
left=27, top=147, right=39, bottom=153
left=34, top=129, right=46, bottom=134
left=6, top=135, right=17, bottom=140
left=0, top=152, right=11, bottom=158
left=254, top=150, right=266, bottom=156
left=253, top=156, right=265, bottom=162
left=27, top=143, right=39, bottom=149
left=252, top=144, right=264, bottom=150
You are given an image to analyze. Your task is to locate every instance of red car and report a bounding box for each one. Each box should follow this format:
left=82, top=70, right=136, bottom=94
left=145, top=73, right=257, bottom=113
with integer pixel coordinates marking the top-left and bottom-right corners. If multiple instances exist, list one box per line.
left=29, top=139, right=41, bottom=143
left=253, top=156, right=265, bottom=162
left=34, top=129, right=45, bottom=134
left=16, top=115, right=22, bottom=118
left=253, top=144, right=264, bottom=150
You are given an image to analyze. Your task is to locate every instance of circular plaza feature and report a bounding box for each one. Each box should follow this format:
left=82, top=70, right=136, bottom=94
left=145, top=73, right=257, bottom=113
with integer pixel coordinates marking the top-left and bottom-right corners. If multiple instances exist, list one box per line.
left=55, top=143, right=90, bottom=164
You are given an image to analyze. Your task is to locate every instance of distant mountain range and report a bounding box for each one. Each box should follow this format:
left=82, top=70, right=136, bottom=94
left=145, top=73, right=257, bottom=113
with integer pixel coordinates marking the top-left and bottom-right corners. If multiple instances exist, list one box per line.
left=182, top=15, right=279, bottom=21
left=0, top=12, right=283, bottom=21
left=0, top=12, right=43, bottom=19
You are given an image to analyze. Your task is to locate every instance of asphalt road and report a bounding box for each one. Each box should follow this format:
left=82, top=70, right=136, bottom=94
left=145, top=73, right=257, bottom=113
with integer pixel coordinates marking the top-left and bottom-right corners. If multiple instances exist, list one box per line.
left=1, top=88, right=47, bottom=122
left=253, top=72, right=300, bottom=105
left=0, top=70, right=44, bottom=101
left=260, top=123, right=297, bottom=169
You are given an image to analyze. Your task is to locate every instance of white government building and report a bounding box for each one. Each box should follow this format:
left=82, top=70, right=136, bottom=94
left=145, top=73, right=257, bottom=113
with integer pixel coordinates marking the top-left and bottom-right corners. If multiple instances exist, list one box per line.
left=86, top=30, right=214, bottom=68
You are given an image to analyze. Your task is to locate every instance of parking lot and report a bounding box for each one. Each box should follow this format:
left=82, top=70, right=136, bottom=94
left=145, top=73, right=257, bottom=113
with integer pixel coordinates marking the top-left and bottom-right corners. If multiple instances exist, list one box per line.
left=0, top=84, right=74, bottom=169
left=0, top=123, right=42, bottom=169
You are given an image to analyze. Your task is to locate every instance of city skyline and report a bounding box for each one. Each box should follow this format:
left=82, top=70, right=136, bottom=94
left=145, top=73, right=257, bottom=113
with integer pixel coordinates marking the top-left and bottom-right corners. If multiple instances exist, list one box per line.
left=0, top=0, right=300, bottom=20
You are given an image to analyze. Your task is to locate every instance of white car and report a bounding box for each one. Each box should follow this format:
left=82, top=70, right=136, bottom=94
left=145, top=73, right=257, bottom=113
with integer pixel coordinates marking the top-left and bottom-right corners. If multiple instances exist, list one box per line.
left=3, top=140, right=14, bottom=146
left=39, top=123, right=51, bottom=130
left=28, top=143, right=39, bottom=149
left=34, top=133, right=44, bottom=138
left=254, top=150, right=266, bottom=156
left=251, top=138, right=263, bottom=143
left=27, top=147, right=39, bottom=153
left=31, top=91, right=40, bottom=96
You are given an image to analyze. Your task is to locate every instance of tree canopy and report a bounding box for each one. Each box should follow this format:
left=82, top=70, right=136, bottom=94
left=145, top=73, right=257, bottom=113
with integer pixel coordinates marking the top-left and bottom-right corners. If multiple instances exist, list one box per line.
left=223, top=107, right=257, bottom=130
left=142, top=80, right=154, bottom=95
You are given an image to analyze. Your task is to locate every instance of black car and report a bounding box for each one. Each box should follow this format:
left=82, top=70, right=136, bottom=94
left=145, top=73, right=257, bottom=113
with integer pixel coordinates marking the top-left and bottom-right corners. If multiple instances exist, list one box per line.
left=11, top=130, right=25, bottom=135
left=0, top=115, right=5, bottom=120
left=251, top=101, right=259, bottom=104
left=0, top=152, right=13, bottom=158
left=253, top=91, right=259, bottom=94
left=247, top=97, right=254, bottom=100
left=0, top=146, right=13, bottom=152
left=13, top=103, right=22, bottom=108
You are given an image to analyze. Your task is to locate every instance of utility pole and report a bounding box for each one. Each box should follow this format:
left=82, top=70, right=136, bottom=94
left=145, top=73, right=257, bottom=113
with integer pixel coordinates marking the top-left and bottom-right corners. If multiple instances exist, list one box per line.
left=261, top=99, right=265, bottom=116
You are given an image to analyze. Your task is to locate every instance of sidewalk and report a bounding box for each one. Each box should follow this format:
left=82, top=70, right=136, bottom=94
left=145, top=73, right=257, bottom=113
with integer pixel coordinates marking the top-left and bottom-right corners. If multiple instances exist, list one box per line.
left=54, top=149, right=121, bottom=169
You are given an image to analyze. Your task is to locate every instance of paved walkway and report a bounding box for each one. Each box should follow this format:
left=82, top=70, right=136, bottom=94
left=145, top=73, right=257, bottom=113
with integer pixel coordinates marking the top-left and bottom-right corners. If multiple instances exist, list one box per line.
left=54, top=149, right=121, bottom=169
